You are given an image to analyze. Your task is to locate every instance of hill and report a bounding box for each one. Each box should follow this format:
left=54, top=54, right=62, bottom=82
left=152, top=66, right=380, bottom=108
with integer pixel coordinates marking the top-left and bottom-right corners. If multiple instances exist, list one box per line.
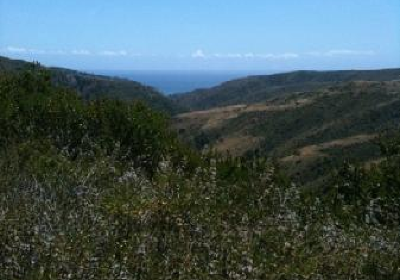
left=172, top=69, right=400, bottom=111
left=0, top=56, right=181, bottom=115
left=1, top=67, right=400, bottom=278
left=174, top=80, right=400, bottom=185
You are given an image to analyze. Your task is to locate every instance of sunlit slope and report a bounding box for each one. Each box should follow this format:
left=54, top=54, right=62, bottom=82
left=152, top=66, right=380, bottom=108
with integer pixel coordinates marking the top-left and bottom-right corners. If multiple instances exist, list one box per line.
left=174, top=81, right=400, bottom=184
left=172, top=69, right=400, bottom=111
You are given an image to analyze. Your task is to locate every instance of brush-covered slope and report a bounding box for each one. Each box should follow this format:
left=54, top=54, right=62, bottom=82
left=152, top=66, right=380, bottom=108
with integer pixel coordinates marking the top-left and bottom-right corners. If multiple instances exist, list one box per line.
left=2, top=67, right=400, bottom=278
left=0, top=56, right=181, bottom=115
left=174, top=80, right=400, bottom=184
left=172, top=69, right=400, bottom=111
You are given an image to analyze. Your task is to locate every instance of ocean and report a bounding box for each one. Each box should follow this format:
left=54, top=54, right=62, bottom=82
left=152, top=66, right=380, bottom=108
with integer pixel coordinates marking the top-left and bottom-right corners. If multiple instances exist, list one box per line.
left=88, top=70, right=275, bottom=95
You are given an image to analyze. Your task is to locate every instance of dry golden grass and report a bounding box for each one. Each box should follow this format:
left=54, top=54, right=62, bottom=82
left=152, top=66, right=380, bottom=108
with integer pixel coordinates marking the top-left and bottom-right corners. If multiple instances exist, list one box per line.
left=281, top=134, right=377, bottom=162
left=212, top=135, right=263, bottom=156
left=175, top=98, right=313, bottom=130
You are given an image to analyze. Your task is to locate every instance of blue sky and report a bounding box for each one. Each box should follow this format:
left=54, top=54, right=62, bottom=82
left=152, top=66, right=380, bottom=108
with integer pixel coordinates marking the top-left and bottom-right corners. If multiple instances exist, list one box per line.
left=0, top=0, right=399, bottom=70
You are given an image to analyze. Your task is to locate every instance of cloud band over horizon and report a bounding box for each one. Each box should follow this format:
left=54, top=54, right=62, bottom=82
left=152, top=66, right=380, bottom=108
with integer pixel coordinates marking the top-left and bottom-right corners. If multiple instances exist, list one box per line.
left=1, top=46, right=376, bottom=61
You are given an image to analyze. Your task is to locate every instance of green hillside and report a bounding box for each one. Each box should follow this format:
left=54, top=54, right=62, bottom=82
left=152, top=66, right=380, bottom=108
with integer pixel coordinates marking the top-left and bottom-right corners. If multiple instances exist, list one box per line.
left=174, top=80, right=400, bottom=185
left=172, top=69, right=400, bottom=111
left=1, top=67, right=400, bottom=279
left=0, top=56, right=181, bottom=115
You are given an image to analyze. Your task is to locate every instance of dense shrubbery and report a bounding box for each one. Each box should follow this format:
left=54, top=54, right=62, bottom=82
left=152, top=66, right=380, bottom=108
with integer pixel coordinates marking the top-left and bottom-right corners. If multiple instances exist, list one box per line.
left=1, top=69, right=400, bottom=279
left=0, top=68, right=200, bottom=176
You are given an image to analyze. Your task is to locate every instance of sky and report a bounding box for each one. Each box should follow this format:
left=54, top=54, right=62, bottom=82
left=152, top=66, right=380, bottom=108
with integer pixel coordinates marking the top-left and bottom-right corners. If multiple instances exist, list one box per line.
left=0, top=0, right=399, bottom=71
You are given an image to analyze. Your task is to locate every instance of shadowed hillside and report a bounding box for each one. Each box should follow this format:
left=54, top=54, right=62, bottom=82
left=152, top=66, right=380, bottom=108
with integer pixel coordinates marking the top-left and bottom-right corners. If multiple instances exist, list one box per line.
left=0, top=56, right=182, bottom=115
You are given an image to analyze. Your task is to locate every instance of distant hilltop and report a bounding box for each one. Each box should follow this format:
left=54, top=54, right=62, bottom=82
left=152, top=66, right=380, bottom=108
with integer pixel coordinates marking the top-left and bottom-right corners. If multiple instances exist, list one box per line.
left=0, top=56, right=182, bottom=115
left=172, top=68, right=400, bottom=111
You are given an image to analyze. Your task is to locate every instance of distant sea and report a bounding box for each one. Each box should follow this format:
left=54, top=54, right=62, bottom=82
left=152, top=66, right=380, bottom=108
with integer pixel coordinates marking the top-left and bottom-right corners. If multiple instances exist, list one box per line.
left=87, top=70, right=276, bottom=95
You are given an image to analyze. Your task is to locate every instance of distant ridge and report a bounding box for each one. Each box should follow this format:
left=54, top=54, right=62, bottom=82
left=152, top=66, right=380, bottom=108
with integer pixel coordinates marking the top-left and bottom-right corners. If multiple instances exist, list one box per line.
left=0, top=56, right=181, bottom=115
left=172, top=69, right=400, bottom=110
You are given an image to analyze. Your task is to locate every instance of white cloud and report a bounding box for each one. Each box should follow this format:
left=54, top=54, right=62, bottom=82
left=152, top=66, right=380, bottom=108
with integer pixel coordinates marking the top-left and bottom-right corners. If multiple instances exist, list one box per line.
left=98, top=50, right=128, bottom=56
left=202, top=51, right=300, bottom=60
left=0, top=46, right=139, bottom=57
left=5, top=46, right=28, bottom=53
left=307, top=49, right=375, bottom=57
left=0, top=46, right=376, bottom=61
left=278, top=53, right=300, bottom=59
left=214, top=52, right=299, bottom=60
left=259, top=53, right=299, bottom=59
left=71, top=49, right=91, bottom=56
left=129, top=53, right=142, bottom=57
left=213, top=53, right=243, bottom=58
left=2, top=46, right=65, bottom=55
left=50, top=50, right=67, bottom=55
left=192, top=49, right=206, bottom=58
left=327, top=49, right=375, bottom=56
left=244, top=53, right=255, bottom=58
left=205, top=49, right=375, bottom=60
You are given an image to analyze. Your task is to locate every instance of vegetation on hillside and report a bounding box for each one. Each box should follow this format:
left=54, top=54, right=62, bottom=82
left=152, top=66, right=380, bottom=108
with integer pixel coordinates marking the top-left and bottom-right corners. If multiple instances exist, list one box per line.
left=0, top=56, right=181, bottom=115
left=1, top=68, right=400, bottom=279
left=174, top=81, right=400, bottom=185
left=172, top=69, right=400, bottom=111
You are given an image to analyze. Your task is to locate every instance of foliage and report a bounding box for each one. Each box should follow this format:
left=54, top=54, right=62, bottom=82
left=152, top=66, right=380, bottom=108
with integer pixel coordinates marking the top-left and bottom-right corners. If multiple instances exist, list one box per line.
left=0, top=69, right=400, bottom=279
left=0, top=69, right=198, bottom=176
left=0, top=55, right=182, bottom=115
left=176, top=80, right=400, bottom=186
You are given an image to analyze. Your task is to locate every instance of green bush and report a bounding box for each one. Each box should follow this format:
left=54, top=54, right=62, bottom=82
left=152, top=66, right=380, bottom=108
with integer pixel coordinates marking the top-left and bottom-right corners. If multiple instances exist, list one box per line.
left=1, top=69, right=400, bottom=279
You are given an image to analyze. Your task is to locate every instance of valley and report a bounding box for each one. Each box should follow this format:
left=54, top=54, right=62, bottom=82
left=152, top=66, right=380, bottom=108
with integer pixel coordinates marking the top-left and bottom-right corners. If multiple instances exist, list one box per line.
left=2, top=1, right=400, bottom=277
left=173, top=79, right=400, bottom=184
left=3, top=55, right=400, bottom=186
left=2, top=56, right=400, bottom=278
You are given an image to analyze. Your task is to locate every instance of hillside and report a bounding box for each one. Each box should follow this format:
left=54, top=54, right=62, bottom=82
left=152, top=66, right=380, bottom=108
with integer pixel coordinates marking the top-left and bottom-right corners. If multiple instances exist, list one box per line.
left=172, top=69, right=400, bottom=111
left=2, top=67, right=400, bottom=279
left=0, top=56, right=181, bottom=115
left=174, top=80, right=400, bottom=185
left=2, top=66, right=400, bottom=279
